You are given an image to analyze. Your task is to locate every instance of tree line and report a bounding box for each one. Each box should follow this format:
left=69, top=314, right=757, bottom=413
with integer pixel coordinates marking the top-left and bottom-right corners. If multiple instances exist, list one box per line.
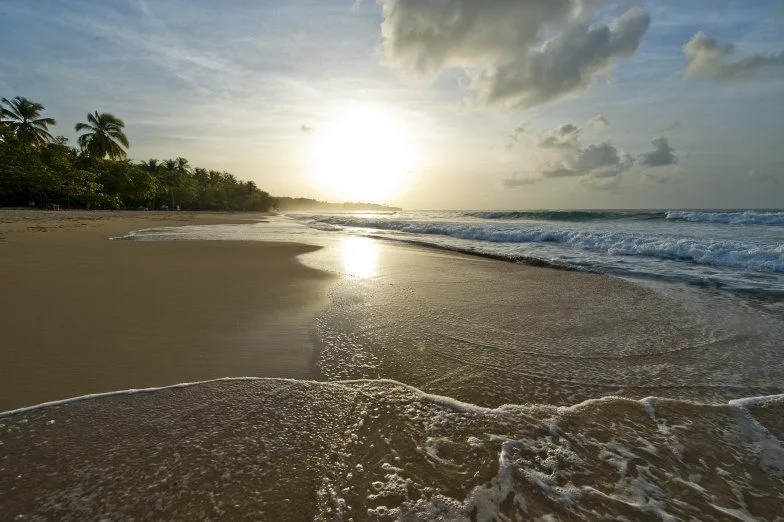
left=0, top=96, right=277, bottom=211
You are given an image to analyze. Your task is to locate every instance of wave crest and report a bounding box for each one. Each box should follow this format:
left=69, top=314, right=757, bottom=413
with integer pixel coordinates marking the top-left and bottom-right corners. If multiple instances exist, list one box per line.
left=666, top=210, right=784, bottom=225
left=302, top=215, right=784, bottom=273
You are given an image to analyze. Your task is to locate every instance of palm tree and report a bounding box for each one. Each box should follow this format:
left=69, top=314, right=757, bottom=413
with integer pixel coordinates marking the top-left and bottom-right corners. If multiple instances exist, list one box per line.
left=75, top=111, right=129, bottom=159
left=0, top=96, right=56, bottom=147
left=140, top=159, right=161, bottom=174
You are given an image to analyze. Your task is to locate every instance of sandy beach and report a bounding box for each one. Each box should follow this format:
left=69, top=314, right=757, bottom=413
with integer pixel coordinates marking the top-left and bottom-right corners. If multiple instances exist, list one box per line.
left=0, top=210, right=334, bottom=411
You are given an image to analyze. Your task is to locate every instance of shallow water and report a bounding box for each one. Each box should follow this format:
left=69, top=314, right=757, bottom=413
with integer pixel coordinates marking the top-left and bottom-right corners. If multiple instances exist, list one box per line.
left=2, top=379, right=783, bottom=520
left=304, top=238, right=784, bottom=408
left=292, top=209, right=784, bottom=297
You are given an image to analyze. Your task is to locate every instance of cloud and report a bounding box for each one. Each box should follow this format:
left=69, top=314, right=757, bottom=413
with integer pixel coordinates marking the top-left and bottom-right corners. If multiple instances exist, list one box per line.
left=379, top=1, right=651, bottom=108
left=502, top=173, right=540, bottom=188
left=300, top=124, right=314, bottom=133
left=579, top=170, right=623, bottom=190
left=587, top=114, right=608, bottom=129
left=640, top=137, right=677, bottom=167
left=538, top=123, right=581, bottom=150
left=641, top=171, right=679, bottom=185
left=134, top=0, right=153, bottom=20
left=511, top=123, right=526, bottom=137
left=660, top=121, right=681, bottom=134
left=505, top=123, right=527, bottom=150
left=748, top=168, right=781, bottom=184
left=683, top=32, right=784, bottom=80
left=532, top=123, right=633, bottom=188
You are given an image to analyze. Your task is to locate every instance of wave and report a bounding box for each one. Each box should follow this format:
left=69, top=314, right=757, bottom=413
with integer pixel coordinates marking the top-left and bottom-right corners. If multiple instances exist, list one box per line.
left=463, top=209, right=784, bottom=226
left=465, top=210, right=665, bottom=222
left=666, top=210, right=784, bottom=225
left=3, top=378, right=783, bottom=521
left=303, top=215, right=784, bottom=273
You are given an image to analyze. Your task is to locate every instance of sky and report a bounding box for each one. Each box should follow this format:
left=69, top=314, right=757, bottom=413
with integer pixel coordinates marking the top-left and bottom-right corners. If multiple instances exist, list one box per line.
left=2, top=0, right=784, bottom=209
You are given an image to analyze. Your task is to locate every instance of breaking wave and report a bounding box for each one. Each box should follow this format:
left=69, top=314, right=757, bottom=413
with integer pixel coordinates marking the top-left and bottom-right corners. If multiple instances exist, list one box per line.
left=666, top=210, right=784, bottom=225
left=464, top=209, right=784, bottom=225
left=299, top=214, right=784, bottom=274
left=465, top=210, right=664, bottom=221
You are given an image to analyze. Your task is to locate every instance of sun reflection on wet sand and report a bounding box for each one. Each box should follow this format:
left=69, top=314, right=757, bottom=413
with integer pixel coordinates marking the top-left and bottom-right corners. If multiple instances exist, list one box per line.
left=342, top=236, right=379, bottom=278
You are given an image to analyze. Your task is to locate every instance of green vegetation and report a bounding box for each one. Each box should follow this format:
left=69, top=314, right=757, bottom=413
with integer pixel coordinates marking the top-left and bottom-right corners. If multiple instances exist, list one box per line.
left=0, top=96, right=276, bottom=211
left=75, top=111, right=129, bottom=160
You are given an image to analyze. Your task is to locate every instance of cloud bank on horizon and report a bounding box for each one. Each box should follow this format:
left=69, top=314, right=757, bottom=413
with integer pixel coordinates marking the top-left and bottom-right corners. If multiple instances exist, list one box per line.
left=1, top=0, right=783, bottom=208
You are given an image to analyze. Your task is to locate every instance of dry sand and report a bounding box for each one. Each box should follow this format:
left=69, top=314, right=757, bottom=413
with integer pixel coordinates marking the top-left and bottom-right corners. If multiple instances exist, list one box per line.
left=0, top=210, right=334, bottom=411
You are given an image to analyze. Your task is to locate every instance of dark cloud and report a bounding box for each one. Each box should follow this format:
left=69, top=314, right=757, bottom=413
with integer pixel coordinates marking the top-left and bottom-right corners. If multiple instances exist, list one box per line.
left=502, top=173, right=540, bottom=188
left=506, top=124, right=681, bottom=191
left=534, top=124, right=633, bottom=187
left=642, top=172, right=679, bottom=185
left=505, top=123, right=527, bottom=150
left=379, top=1, right=650, bottom=108
left=510, top=123, right=527, bottom=139
left=640, top=137, right=677, bottom=167
left=661, top=121, right=681, bottom=134
left=683, top=32, right=784, bottom=80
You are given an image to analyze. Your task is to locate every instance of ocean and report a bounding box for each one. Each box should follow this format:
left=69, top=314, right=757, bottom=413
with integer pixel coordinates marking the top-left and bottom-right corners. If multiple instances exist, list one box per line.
left=292, top=209, right=784, bottom=299
left=3, top=209, right=784, bottom=520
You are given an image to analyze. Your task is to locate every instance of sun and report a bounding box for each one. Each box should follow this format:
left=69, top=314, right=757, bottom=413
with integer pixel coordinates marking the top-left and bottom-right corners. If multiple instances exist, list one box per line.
left=306, top=103, right=421, bottom=203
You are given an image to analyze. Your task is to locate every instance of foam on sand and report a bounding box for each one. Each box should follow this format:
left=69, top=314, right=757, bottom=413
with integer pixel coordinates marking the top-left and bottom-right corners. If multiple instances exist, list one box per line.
left=2, top=379, right=783, bottom=520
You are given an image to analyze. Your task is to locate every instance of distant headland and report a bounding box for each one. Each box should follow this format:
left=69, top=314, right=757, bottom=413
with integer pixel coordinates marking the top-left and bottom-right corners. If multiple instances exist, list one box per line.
left=273, top=197, right=401, bottom=212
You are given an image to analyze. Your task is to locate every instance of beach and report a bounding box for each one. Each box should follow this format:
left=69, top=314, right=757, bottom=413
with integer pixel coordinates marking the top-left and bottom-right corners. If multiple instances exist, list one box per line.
left=0, top=210, right=333, bottom=411
left=1, top=210, right=783, bottom=520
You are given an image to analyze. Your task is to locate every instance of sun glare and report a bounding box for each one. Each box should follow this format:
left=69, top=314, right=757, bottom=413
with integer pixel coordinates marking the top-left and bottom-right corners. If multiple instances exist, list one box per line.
left=306, top=103, right=421, bottom=203
left=341, top=236, right=379, bottom=279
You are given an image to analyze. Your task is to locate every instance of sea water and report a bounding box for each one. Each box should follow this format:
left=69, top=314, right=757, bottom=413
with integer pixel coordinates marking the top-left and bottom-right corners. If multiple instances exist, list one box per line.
left=291, top=209, right=784, bottom=298
left=3, top=209, right=783, bottom=520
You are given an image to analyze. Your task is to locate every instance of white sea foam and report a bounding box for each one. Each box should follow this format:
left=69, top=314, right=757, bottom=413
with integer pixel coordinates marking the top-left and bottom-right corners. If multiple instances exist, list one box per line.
left=297, top=214, right=784, bottom=274
left=667, top=210, right=784, bottom=225
left=4, top=379, right=784, bottom=520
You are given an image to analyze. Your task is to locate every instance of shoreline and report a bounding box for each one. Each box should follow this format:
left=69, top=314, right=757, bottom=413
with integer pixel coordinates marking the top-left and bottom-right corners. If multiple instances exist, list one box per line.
left=3, top=372, right=784, bottom=418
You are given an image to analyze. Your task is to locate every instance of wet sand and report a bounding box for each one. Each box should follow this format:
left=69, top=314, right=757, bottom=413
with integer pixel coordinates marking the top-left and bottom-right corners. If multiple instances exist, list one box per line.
left=0, top=210, right=334, bottom=411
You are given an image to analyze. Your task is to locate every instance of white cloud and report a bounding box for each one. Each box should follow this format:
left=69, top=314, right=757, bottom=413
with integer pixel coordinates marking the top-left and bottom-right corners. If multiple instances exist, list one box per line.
left=683, top=32, right=784, bottom=80
left=379, top=1, right=650, bottom=108
left=640, top=137, right=677, bottom=167
left=300, top=124, right=314, bottom=132
left=587, top=114, right=608, bottom=129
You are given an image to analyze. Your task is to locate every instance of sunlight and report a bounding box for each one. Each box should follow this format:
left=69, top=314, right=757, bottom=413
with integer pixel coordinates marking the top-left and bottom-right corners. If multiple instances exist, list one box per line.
left=306, top=103, right=421, bottom=203
left=341, top=236, right=379, bottom=279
